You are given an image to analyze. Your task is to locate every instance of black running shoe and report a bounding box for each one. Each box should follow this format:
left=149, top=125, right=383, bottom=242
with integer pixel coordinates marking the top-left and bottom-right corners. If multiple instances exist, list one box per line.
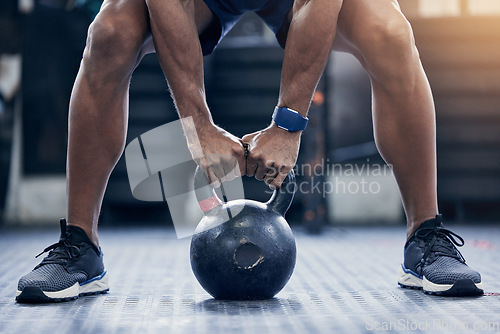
left=398, top=215, right=483, bottom=296
left=16, top=219, right=109, bottom=303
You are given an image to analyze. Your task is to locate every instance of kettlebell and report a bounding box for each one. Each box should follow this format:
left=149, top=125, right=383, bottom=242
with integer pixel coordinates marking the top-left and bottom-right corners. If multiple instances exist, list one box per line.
left=190, top=167, right=297, bottom=300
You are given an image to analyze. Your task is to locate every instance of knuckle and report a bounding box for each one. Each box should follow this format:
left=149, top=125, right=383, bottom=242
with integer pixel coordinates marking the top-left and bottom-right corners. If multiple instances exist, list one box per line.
left=264, top=159, right=275, bottom=168
left=250, top=150, right=262, bottom=161
left=232, top=145, right=245, bottom=157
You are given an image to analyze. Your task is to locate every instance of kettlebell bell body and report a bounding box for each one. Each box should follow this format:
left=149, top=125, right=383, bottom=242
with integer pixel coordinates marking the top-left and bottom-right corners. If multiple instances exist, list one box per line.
left=190, top=168, right=297, bottom=300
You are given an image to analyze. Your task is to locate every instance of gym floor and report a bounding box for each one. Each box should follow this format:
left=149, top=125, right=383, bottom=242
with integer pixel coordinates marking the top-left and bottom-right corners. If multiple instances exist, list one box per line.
left=0, top=223, right=499, bottom=334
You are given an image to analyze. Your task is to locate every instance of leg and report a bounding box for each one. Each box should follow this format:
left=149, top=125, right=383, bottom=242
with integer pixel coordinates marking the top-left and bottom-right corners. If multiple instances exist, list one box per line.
left=68, top=0, right=215, bottom=244
left=332, top=0, right=483, bottom=297
left=67, top=0, right=154, bottom=245
left=16, top=0, right=216, bottom=303
left=333, top=0, right=438, bottom=238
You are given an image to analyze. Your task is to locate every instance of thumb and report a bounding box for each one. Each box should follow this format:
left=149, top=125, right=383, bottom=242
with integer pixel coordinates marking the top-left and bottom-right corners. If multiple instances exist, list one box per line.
left=242, top=131, right=259, bottom=145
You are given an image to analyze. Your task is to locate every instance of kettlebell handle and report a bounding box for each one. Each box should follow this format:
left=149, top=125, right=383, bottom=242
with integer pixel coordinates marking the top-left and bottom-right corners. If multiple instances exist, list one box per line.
left=265, top=169, right=296, bottom=216
left=193, top=167, right=296, bottom=216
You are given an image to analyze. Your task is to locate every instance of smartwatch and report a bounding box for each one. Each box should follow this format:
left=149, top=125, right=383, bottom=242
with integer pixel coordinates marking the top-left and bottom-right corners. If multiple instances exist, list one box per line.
left=272, top=107, right=309, bottom=132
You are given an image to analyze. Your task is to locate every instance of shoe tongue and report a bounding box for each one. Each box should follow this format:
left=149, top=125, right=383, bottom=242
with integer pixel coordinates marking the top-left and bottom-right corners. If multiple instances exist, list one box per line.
left=407, top=215, right=443, bottom=242
left=66, top=225, right=99, bottom=253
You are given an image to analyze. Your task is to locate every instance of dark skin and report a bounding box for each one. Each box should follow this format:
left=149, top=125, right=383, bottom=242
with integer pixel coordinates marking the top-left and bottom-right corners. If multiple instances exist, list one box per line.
left=66, top=0, right=438, bottom=246
left=146, top=0, right=341, bottom=190
left=243, top=0, right=341, bottom=189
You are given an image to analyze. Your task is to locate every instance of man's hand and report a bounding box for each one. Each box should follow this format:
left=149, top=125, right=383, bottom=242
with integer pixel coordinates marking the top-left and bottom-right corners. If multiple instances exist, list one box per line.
left=184, top=120, right=246, bottom=187
left=242, top=123, right=301, bottom=189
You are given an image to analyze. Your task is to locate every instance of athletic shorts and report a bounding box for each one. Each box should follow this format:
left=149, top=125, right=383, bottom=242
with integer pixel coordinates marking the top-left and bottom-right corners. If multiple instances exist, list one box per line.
left=200, top=0, right=295, bottom=55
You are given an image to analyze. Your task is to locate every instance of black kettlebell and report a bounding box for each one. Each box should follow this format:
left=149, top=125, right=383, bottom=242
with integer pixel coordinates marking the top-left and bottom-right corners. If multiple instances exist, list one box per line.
left=190, top=167, right=297, bottom=300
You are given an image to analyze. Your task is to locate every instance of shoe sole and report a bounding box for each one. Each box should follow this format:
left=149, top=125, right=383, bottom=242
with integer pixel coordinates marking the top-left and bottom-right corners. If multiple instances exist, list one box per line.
left=15, top=271, right=109, bottom=303
left=398, top=265, right=483, bottom=297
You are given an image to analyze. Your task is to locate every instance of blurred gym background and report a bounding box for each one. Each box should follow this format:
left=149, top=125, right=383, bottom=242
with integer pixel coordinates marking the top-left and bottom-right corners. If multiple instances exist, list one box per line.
left=1, top=0, right=499, bottom=232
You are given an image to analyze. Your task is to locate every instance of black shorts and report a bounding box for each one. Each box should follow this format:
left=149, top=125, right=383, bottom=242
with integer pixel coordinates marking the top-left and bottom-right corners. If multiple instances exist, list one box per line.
left=200, top=0, right=294, bottom=55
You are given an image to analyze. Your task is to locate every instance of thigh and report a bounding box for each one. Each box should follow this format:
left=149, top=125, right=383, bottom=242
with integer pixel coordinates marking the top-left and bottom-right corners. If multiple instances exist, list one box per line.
left=97, top=0, right=151, bottom=29
left=333, top=0, right=409, bottom=58
left=95, top=0, right=215, bottom=56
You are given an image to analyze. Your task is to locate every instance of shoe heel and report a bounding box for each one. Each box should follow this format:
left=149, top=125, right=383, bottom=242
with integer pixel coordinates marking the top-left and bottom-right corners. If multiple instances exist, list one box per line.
left=398, top=265, right=423, bottom=289
left=80, top=271, right=109, bottom=295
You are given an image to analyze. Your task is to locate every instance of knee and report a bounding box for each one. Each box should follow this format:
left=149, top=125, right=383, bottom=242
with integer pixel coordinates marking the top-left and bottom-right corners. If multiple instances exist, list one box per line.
left=377, top=17, right=417, bottom=59
left=82, top=13, right=146, bottom=78
left=357, top=14, right=420, bottom=81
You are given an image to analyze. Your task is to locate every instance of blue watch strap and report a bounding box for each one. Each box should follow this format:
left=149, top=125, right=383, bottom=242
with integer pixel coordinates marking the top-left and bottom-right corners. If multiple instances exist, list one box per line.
left=272, top=107, right=309, bottom=132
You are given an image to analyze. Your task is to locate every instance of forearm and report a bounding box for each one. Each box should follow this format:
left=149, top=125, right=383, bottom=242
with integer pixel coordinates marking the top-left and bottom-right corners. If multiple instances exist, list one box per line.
left=278, top=0, right=343, bottom=116
left=147, top=0, right=213, bottom=129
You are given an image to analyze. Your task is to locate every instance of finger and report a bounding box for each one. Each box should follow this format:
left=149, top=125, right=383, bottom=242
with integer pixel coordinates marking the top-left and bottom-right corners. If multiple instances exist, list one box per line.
left=246, top=156, right=258, bottom=177
left=231, top=153, right=244, bottom=179
left=237, top=155, right=246, bottom=177
left=219, top=150, right=236, bottom=182
left=208, top=164, right=224, bottom=188
left=263, top=163, right=279, bottom=186
left=270, top=172, right=288, bottom=189
left=270, top=164, right=292, bottom=189
left=224, top=168, right=236, bottom=181
left=232, top=143, right=246, bottom=177
left=264, top=174, right=277, bottom=189
left=206, top=167, right=220, bottom=188
left=254, top=163, right=271, bottom=181
left=198, top=159, right=212, bottom=179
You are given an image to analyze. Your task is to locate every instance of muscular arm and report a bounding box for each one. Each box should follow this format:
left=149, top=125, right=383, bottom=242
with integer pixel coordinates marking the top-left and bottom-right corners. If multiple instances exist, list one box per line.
left=147, top=0, right=208, bottom=123
left=278, top=0, right=343, bottom=114
left=146, top=0, right=245, bottom=185
left=243, top=0, right=343, bottom=188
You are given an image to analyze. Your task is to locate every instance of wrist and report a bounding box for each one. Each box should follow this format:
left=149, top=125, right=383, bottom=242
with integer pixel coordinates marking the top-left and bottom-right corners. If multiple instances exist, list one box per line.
left=270, top=121, right=302, bottom=138
left=272, top=106, right=309, bottom=132
left=195, top=120, right=220, bottom=139
left=180, top=113, right=217, bottom=144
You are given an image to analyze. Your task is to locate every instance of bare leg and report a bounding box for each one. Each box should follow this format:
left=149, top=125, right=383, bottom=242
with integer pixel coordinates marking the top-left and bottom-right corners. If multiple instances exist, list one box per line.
left=333, top=0, right=438, bottom=238
left=67, top=0, right=215, bottom=246
left=66, top=0, right=154, bottom=246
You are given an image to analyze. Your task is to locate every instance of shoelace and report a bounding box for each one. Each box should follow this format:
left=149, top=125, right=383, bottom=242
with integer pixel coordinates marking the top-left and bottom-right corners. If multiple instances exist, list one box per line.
left=416, top=226, right=466, bottom=265
left=35, top=239, right=81, bottom=267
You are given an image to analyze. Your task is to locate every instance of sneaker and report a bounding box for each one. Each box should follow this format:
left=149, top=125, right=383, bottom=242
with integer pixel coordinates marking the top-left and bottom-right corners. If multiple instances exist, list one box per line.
left=398, top=215, right=483, bottom=296
left=16, top=219, right=109, bottom=302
